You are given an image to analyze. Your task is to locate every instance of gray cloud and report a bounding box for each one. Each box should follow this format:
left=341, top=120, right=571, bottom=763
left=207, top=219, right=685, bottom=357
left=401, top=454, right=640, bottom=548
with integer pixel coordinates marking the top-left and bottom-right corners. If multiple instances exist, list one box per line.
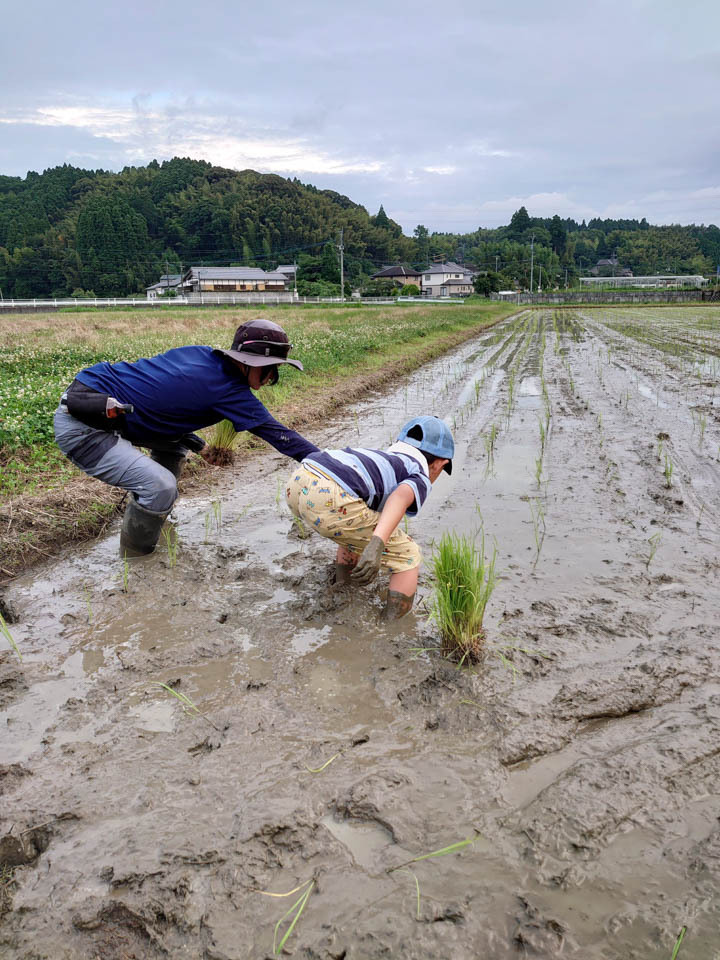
left=2, top=0, right=719, bottom=230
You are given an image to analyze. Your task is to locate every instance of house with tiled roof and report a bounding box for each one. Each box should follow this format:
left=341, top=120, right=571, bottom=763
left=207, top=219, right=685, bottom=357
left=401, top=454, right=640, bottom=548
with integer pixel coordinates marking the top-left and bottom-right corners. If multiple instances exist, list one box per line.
left=146, top=275, right=182, bottom=299
left=181, top=266, right=290, bottom=294
left=370, top=264, right=423, bottom=289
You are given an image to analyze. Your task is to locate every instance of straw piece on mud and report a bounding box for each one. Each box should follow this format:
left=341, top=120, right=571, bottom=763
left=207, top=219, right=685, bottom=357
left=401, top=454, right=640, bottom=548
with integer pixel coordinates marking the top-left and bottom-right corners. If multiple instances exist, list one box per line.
left=255, top=879, right=313, bottom=898
left=304, top=753, right=339, bottom=773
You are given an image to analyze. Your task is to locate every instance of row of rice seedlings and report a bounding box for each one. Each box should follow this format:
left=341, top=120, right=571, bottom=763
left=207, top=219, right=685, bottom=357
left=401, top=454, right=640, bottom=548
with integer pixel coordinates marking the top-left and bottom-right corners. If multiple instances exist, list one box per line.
left=0, top=612, right=22, bottom=662
left=429, top=530, right=498, bottom=664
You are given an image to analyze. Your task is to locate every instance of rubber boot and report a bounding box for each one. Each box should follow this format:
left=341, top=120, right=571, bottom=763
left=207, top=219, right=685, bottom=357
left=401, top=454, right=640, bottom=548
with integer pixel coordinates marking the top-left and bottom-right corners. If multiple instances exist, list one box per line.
left=334, top=562, right=354, bottom=586
left=382, top=590, right=415, bottom=621
left=120, top=497, right=169, bottom=556
left=150, top=449, right=186, bottom=480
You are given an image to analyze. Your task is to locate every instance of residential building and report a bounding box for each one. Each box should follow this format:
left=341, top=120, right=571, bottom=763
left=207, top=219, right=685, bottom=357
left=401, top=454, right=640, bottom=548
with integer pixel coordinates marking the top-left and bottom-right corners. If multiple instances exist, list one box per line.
left=180, top=266, right=291, bottom=298
left=146, top=274, right=182, bottom=299
left=421, top=262, right=475, bottom=297
left=370, top=265, right=423, bottom=290
left=277, top=264, right=297, bottom=282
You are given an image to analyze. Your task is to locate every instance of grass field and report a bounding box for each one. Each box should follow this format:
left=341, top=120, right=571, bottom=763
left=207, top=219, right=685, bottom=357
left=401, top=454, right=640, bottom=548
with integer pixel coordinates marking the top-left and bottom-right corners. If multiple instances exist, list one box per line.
left=0, top=301, right=515, bottom=577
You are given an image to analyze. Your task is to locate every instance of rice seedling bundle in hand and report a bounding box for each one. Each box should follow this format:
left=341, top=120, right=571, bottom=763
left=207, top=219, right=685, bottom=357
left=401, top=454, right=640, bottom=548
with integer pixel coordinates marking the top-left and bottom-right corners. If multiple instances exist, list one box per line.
left=430, top=531, right=498, bottom=663
left=203, top=418, right=239, bottom=466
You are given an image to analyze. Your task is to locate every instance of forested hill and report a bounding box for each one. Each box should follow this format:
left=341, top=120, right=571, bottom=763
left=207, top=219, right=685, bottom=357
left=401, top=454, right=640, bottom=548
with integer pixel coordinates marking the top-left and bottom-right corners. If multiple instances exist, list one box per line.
left=0, top=158, right=413, bottom=297
left=1, top=157, right=719, bottom=297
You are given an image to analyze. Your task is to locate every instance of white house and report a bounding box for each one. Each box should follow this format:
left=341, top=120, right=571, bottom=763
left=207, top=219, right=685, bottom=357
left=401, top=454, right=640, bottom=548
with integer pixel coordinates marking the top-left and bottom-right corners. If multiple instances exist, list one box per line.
left=421, top=262, right=475, bottom=297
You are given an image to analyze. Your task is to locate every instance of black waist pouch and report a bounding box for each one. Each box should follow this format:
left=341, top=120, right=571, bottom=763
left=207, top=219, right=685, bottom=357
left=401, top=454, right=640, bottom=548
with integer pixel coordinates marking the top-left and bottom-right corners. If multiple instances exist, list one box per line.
left=64, top=379, right=127, bottom=434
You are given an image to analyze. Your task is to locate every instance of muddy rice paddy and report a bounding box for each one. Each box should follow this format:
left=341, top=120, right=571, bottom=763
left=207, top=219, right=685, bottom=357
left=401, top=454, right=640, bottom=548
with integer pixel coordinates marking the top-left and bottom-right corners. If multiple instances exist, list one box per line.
left=1, top=307, right=719, bottom=958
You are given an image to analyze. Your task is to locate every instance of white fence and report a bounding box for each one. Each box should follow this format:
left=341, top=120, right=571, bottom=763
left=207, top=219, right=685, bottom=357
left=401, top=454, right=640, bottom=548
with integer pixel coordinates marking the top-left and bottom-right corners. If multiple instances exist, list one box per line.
left=0, top=295, right=466, bottom=311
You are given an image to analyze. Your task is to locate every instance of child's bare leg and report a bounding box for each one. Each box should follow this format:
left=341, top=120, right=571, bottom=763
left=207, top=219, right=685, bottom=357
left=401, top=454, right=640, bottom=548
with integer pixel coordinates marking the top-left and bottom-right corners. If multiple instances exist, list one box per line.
left=384, top=566, right=419, bottom=620
left=335, top=544, right=358, bottom=584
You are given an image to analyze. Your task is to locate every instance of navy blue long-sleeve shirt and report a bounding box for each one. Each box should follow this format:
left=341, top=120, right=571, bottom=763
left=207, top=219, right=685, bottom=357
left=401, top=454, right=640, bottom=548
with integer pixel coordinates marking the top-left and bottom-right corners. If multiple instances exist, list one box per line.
left=76, top=345, right=319, bottom=462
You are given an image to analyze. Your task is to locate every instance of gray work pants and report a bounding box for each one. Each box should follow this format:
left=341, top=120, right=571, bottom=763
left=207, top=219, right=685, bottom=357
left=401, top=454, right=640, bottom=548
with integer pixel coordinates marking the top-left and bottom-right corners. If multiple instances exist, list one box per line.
left=53, top=405, right=181, bottom=513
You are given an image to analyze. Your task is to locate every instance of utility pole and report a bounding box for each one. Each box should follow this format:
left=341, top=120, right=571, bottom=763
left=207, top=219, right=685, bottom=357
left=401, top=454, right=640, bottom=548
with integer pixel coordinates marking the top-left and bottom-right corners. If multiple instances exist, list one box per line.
left=293, top=257, right=297, bottom=300
left=165, top=259, right=170, bottom=297
left=564, top=267, right=568, bottom=288
left=530, top=234, right=535, bottom=293
left=495, top=255, right=499, bottom=273
left=338, top=228, right=344, bottom=303
left=538, top=264, right=543, bottom=292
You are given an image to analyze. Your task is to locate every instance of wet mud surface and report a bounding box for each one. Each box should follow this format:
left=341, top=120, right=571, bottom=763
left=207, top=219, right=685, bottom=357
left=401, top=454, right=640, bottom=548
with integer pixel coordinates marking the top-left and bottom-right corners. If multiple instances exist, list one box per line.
left=2, top=307, right=720, bottom=958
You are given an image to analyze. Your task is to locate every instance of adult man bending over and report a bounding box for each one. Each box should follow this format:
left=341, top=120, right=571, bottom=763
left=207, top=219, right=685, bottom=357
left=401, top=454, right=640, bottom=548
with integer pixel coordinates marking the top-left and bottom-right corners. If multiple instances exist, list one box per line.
left=54, top=319, right=319, bottom=555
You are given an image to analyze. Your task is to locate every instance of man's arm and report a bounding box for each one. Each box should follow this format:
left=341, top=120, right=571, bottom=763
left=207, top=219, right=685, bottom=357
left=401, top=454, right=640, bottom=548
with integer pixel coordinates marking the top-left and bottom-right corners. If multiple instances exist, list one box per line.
left=248, top=415, right=320, bottom=461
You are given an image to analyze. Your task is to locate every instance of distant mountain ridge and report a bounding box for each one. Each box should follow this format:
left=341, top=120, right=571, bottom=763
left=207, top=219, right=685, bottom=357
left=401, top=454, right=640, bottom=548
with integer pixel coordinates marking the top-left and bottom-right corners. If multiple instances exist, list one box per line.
left=0, top=159, right=718, bottom=296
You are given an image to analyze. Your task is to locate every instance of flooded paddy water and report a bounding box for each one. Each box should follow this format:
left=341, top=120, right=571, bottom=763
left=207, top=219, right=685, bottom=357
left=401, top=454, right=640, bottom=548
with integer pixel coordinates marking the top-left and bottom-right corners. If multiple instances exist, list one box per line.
left=1, top=307, right=719, bottom=958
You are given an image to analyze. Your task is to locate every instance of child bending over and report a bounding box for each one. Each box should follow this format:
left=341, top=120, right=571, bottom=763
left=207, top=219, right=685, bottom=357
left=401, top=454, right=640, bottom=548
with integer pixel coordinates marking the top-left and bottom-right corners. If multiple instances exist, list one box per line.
left=286, top=416, right=453, bottom=620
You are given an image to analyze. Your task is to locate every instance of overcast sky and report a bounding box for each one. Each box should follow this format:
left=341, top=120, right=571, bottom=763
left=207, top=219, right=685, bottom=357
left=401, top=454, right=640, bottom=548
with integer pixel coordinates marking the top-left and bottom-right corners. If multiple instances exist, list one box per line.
left=1, top=0, right=718, bottom=233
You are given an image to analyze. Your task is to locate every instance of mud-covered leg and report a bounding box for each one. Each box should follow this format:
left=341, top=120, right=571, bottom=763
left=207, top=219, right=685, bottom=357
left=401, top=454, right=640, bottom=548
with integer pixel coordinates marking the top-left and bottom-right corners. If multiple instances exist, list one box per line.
left=382, top=566, right=418, bottom=620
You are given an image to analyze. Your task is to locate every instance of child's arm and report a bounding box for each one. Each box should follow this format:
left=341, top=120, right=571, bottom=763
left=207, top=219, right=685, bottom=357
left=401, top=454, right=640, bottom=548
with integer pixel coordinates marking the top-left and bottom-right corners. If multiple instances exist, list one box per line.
left=351, top=484, right=416, bottom=584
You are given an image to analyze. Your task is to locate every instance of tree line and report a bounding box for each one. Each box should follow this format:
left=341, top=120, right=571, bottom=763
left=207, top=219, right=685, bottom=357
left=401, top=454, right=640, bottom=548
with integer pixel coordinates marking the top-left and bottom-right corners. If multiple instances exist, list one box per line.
left=0, top=159, right=718, bottom=298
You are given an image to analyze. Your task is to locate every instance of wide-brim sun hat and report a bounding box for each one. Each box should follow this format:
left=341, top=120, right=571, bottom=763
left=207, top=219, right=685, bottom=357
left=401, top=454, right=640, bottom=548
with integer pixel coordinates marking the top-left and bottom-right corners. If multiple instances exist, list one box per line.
left=220, top=318, right=303, bottom=371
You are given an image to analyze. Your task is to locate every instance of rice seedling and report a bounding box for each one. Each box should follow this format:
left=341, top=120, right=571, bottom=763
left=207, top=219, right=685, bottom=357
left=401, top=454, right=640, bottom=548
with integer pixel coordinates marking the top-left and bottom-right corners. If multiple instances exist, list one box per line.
left=534, top=454, right=543, bottom=488
left=529, top=498, right=546, bottom=567
left=538, top=417, right=547, bottom=456
left=271, top=880, right=314, bottom=954
left=121, top=555, right=130, bottom=593
left=646, top=531, right=662, bottom=569
left=386, top=836, right=475, bottom=873
left=0, top=612, right=22, bottom=662
left=670, top=926, right=687, bottom=959
left=291, top=514, right=310, bottom=539
left=162, top=527, right=178, bottom=567
left=399, top=868, right=422, bottom=919
left=151, top=680, right=220, bottom=732
left=84, top=584, right=93, bottom=623
left=429, top=531, right=498, bottom=663
left=203, top=418, right=238, bottom=466
left=664, top=453, right=674, bottom=488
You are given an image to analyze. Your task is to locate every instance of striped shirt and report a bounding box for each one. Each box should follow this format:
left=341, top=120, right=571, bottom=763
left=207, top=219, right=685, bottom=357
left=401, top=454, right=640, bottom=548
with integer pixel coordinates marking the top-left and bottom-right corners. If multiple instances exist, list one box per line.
left=303, top=441, right=432, bottom=516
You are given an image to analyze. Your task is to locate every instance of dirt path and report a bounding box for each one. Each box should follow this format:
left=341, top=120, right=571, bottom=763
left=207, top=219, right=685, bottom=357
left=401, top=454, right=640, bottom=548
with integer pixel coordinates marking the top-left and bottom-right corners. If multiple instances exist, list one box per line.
left=1, top=309, right=719, bottom=958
